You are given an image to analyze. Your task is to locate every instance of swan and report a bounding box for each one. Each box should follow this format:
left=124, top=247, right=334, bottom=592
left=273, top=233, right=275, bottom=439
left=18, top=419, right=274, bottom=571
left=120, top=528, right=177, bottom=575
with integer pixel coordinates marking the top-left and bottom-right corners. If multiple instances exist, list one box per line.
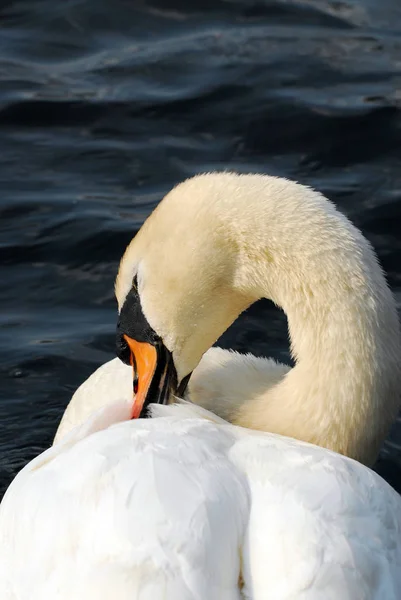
left=1, top=172, right=401, bottom=600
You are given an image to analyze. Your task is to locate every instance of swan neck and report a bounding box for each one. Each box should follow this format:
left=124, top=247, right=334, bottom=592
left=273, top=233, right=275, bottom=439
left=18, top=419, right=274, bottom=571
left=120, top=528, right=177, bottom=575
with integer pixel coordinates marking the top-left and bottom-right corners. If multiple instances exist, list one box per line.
left=228, top=185, right=400, bottom=464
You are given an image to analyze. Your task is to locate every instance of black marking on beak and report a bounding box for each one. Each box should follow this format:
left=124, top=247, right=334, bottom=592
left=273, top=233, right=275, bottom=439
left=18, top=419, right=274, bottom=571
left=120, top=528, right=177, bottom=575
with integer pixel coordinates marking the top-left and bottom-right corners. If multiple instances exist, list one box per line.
left=177, top=372, right=192, bottom=397
left=140, top=342, right=177, bottom=418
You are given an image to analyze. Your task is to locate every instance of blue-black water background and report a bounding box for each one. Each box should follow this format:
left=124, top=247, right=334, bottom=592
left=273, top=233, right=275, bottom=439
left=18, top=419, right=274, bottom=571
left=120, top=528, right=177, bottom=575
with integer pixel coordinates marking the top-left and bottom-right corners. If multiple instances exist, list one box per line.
left=1, top=0, right=401, bottom=497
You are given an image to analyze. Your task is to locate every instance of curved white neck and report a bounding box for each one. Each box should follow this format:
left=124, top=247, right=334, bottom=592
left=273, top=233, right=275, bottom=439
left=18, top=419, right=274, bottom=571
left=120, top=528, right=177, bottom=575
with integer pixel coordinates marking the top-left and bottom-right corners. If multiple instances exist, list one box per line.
left=220, top=180, right=401, bottom=465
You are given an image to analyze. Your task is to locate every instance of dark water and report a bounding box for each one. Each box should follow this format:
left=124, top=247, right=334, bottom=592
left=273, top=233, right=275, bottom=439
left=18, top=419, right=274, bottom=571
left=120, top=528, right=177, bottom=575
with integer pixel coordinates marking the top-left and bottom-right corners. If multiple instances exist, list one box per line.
left=1, top=0, right=401, bottom=498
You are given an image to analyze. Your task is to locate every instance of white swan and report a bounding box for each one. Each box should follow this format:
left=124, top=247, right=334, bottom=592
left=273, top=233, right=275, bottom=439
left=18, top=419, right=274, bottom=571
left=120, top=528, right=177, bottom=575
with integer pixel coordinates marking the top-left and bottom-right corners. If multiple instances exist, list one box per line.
left=1, top=172, right=401, bottom=600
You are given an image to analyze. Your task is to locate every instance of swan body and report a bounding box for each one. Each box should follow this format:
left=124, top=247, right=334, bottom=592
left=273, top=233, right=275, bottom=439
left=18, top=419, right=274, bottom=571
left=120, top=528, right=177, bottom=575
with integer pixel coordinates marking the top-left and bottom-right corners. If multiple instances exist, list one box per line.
left=2, top=401, right=401, bottom=600
left=2, top=172, right=401, bottom=598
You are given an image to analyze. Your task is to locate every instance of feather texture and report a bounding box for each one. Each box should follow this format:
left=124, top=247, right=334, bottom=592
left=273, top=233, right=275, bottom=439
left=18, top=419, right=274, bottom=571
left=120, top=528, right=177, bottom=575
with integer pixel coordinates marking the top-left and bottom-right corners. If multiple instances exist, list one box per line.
left=1, top=402, right=400, bottom=600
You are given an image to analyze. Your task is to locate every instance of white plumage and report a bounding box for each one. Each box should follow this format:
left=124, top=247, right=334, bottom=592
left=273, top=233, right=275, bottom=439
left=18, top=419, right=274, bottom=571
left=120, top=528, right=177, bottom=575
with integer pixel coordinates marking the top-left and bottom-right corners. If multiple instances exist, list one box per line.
left=1, top=401, right=401, bottom=600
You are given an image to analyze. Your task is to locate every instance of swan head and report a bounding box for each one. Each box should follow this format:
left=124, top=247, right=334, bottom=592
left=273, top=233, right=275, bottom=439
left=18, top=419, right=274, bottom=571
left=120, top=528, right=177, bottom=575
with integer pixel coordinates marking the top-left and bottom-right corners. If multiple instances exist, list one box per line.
left=115, top=173, right=256, bottom=417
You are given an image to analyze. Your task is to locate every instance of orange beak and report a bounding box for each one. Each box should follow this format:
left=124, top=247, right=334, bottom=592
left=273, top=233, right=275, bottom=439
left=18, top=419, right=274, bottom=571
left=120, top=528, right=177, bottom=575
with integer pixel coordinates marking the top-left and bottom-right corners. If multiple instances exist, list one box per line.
left=123, top=335, right=158, bottom=419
